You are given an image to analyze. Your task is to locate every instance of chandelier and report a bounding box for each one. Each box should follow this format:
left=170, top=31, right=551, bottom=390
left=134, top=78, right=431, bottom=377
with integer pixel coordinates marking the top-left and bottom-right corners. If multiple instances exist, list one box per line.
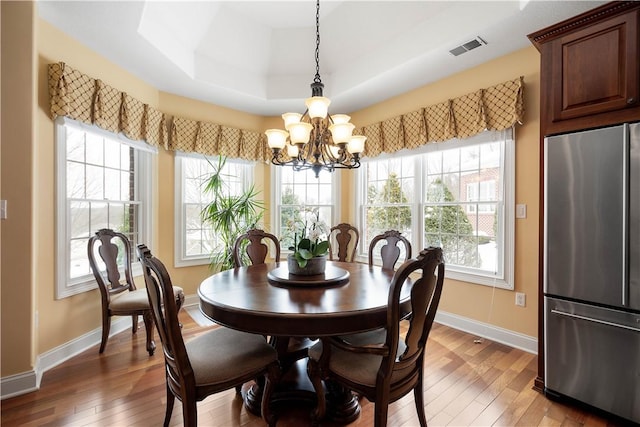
left=265, top=0, right=366, bottom=178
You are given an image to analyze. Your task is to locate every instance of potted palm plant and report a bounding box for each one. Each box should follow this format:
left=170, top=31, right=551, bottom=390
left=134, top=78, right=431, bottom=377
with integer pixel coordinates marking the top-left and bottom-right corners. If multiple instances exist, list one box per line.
left=201, top=156, right=265, bottom=270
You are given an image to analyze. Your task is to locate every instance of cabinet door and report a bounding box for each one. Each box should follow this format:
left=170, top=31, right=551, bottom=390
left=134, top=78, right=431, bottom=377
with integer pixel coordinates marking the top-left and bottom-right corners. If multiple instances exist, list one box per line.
left=550, top=10, right=638, bottom=122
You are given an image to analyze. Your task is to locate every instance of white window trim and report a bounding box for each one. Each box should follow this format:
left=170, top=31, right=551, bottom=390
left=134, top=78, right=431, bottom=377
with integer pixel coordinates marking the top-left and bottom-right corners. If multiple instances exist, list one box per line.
left=55, top=117, right=155, bottom=299
left=270, top=165, right=341, bottom=253
left=174, top=152, right=255, bottom=267
left=356, top=129, right=515, bottom=290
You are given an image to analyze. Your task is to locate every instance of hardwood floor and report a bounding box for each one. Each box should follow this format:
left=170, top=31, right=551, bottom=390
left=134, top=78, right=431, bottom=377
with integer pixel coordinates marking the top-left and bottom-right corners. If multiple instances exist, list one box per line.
left=1, top=311, right=628, bottom=426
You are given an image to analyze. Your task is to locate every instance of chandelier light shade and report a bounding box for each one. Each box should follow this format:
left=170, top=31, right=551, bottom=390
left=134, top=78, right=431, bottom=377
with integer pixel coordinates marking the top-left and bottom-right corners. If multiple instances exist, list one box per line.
left=265, top=0, right=366, bottom=178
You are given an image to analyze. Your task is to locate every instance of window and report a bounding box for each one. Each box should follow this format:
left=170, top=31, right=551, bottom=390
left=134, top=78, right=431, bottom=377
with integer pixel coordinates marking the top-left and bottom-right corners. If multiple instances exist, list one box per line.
left=358, top=130, right=514, bottom=288
left=175, top=153, right=254, bottom=266
left=55, top=117, right=154, bottom=299
left=466, top=180, right=496, bottom=213
left=361, top=157, right=415, bottom=264
left=272, top=167, right=338, bottom=252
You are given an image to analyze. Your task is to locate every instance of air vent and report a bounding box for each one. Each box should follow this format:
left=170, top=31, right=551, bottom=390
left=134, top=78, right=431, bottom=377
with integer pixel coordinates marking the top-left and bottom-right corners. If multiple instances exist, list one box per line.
left=449, top=36, right=487, bottom=56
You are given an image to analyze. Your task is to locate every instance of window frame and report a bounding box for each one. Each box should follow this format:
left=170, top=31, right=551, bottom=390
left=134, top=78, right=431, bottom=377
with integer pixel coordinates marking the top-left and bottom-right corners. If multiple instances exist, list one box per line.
left=174, top=152, right=255, bottom=267
left=356, top=129, right=515, bottom=289
left=270, top=166, right=341, bottom=254
left=55, top=117, right=155, bottom=299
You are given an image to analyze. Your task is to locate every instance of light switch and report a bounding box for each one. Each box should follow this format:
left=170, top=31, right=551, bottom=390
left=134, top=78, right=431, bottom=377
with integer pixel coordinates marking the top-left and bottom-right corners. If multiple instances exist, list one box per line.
left=0, top=200, right=6, bottom=220
left=516, top=204, right=526, bottom=219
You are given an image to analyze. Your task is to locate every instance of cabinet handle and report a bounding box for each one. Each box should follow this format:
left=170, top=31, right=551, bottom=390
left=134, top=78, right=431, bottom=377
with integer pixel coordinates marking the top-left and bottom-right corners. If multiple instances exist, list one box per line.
left=627, top=97, right=636, bottom=105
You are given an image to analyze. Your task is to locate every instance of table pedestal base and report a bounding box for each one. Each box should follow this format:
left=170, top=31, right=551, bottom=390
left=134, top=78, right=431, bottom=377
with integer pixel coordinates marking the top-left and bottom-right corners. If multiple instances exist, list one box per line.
left=244, top=359, right=360, bottom=424
left=323, top=380, right=361, bottom=424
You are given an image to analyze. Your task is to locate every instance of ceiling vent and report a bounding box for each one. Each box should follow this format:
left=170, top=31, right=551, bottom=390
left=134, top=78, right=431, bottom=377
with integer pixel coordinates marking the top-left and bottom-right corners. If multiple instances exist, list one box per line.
left=449, top=36, right=487, bottom=56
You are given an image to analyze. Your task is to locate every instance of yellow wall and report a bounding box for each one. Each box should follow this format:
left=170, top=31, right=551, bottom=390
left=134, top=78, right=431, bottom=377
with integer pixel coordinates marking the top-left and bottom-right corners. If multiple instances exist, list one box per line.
left=1, top=2, right=540, bottom=381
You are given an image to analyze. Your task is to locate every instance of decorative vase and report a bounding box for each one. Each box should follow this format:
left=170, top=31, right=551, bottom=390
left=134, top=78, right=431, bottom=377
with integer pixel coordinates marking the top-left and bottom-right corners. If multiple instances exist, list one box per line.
left=287, top=254, right=326, bottom=276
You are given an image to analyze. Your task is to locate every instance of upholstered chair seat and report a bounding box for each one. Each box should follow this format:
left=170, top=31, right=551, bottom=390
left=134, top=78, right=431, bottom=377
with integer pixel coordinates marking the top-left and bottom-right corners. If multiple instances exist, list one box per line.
left=186, top=327, right=278, bottom=386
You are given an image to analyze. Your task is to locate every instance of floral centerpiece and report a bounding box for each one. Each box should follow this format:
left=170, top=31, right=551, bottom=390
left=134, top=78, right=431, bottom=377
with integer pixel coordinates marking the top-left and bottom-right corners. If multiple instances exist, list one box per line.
left=286, top=209, right=330, bottom=275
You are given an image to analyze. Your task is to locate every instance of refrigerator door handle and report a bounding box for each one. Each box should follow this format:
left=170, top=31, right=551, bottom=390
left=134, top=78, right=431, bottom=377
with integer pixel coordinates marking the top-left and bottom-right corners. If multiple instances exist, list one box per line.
left=550, top=309, right=640, bottom=333
left=622, top=124, right=629, bottom=307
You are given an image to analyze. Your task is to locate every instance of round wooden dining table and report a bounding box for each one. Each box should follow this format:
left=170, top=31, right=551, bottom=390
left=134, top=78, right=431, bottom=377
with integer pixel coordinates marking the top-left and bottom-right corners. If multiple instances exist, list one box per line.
left=198, top=260, right=411, bottom=423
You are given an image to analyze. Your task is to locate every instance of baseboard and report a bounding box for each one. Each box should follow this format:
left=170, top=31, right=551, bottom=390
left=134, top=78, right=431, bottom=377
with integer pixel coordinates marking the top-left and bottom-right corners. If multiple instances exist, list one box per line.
left=435, top=310, right=538, bottom=354
left=1, top=316, right=132, bottom=400
left=183, top=293, right=200, bottom=307
left=2, top=298, right=537, bottom=400
left=1, top=297, right=204, bottom=400
left=0, top=371, right=38, bottom=400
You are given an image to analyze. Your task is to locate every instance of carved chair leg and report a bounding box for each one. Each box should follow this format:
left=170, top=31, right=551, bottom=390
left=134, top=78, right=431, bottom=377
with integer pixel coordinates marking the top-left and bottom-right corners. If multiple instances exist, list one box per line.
left=99, top=312, right=111, bottom=354
left=414, top=375, right=427, bottom=427
left=374, top=402, right=389, bottom=427
left=142, top=310, right=156, bottom=356
left=131, top=314, right=139, bottom=334
left=163, top=384, right=175, bottom=427
left=307, top=357, right=327, bottom=426
left=182, top=398, right=198, bottom=427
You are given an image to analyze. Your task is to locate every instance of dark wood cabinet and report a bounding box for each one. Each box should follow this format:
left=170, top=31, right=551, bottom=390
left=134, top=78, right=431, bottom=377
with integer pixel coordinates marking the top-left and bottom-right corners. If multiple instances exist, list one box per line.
left=529, top=2, right=640, bottom=136
left=528, top=1, right=640, bottom=393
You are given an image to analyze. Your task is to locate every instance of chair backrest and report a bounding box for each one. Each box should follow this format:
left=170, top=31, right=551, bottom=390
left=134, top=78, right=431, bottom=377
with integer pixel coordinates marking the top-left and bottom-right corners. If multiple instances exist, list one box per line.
left=137, top=244, right=195, bottom=396
left=382, top=246, right=444, bottom=394
left=232, top=228, right=281, bottom=267
left=328, top=223, right=359, bottom=262
left=87, top=228, right=136, bottom=302
left=368, top=230, right=412, bottom=269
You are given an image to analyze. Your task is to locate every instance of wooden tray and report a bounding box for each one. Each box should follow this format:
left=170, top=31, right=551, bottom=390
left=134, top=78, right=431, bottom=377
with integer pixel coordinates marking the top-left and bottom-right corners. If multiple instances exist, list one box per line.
left=267, top=265, right=350, bottom=287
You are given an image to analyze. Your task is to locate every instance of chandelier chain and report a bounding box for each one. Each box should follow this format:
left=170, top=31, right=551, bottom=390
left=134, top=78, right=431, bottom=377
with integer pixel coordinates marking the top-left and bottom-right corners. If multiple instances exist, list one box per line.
left=314, top=0, right=321, bottom=83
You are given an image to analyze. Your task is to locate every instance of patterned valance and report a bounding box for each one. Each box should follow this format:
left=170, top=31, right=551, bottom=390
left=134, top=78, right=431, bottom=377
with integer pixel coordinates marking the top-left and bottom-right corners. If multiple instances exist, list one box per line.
left=168, top=117, right=269, bottom=162
left=49, top=62, right=524, bottom=161
left=358, top=77, right=524, bottom=157
left=48, top=62, right=166, bottom=147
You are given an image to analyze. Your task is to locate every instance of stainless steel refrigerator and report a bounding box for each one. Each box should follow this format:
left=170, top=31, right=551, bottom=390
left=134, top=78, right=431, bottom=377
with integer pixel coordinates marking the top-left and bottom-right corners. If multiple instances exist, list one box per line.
left=544, top=122, right=640, bottom=423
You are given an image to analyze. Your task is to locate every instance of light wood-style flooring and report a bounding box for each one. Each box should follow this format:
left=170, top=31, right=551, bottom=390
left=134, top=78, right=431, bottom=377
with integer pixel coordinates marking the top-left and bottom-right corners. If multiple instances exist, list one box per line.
left=1, top=310, right=628, bottom=426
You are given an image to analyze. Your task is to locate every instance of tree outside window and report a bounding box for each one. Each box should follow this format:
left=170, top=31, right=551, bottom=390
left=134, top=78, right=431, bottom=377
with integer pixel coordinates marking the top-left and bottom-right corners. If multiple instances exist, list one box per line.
left=424, top=178, right=480, bottom=268
left=366, top=172, right=412, bottom=239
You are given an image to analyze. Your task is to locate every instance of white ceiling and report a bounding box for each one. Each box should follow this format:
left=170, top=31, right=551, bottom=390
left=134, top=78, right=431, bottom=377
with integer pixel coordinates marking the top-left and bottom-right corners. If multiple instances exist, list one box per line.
left=37, top=0, right=606, bottom=116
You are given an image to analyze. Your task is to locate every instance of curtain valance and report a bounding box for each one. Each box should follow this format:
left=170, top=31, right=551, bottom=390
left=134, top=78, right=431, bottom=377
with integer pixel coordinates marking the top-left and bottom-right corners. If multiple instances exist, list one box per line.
left=358, top=77, right=524, bottom=157
left=168, top=117, right=269, bottom=162
left=49, top=62, right=524, bottom=161
left=48, top=62, right=166, bottom=147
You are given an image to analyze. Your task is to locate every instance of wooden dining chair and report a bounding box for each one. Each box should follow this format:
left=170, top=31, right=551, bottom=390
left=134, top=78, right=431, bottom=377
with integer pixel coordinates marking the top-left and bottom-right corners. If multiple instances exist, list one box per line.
left=232, top=228, right=281, bottom=267
left=307, top=247, right=445, bottom=427
left=137, top=244, right=280, bottom=427
left=368, top=229, right=412, bottom=270
left=87, top=228, right=184, bottom=355
left=328, top=223, right=360, bottom=262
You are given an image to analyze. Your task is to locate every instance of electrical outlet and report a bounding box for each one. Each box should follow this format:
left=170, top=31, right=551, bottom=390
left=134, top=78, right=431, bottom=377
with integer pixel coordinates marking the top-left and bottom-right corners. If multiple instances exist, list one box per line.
left=515, top=292, right=526, bottom=307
